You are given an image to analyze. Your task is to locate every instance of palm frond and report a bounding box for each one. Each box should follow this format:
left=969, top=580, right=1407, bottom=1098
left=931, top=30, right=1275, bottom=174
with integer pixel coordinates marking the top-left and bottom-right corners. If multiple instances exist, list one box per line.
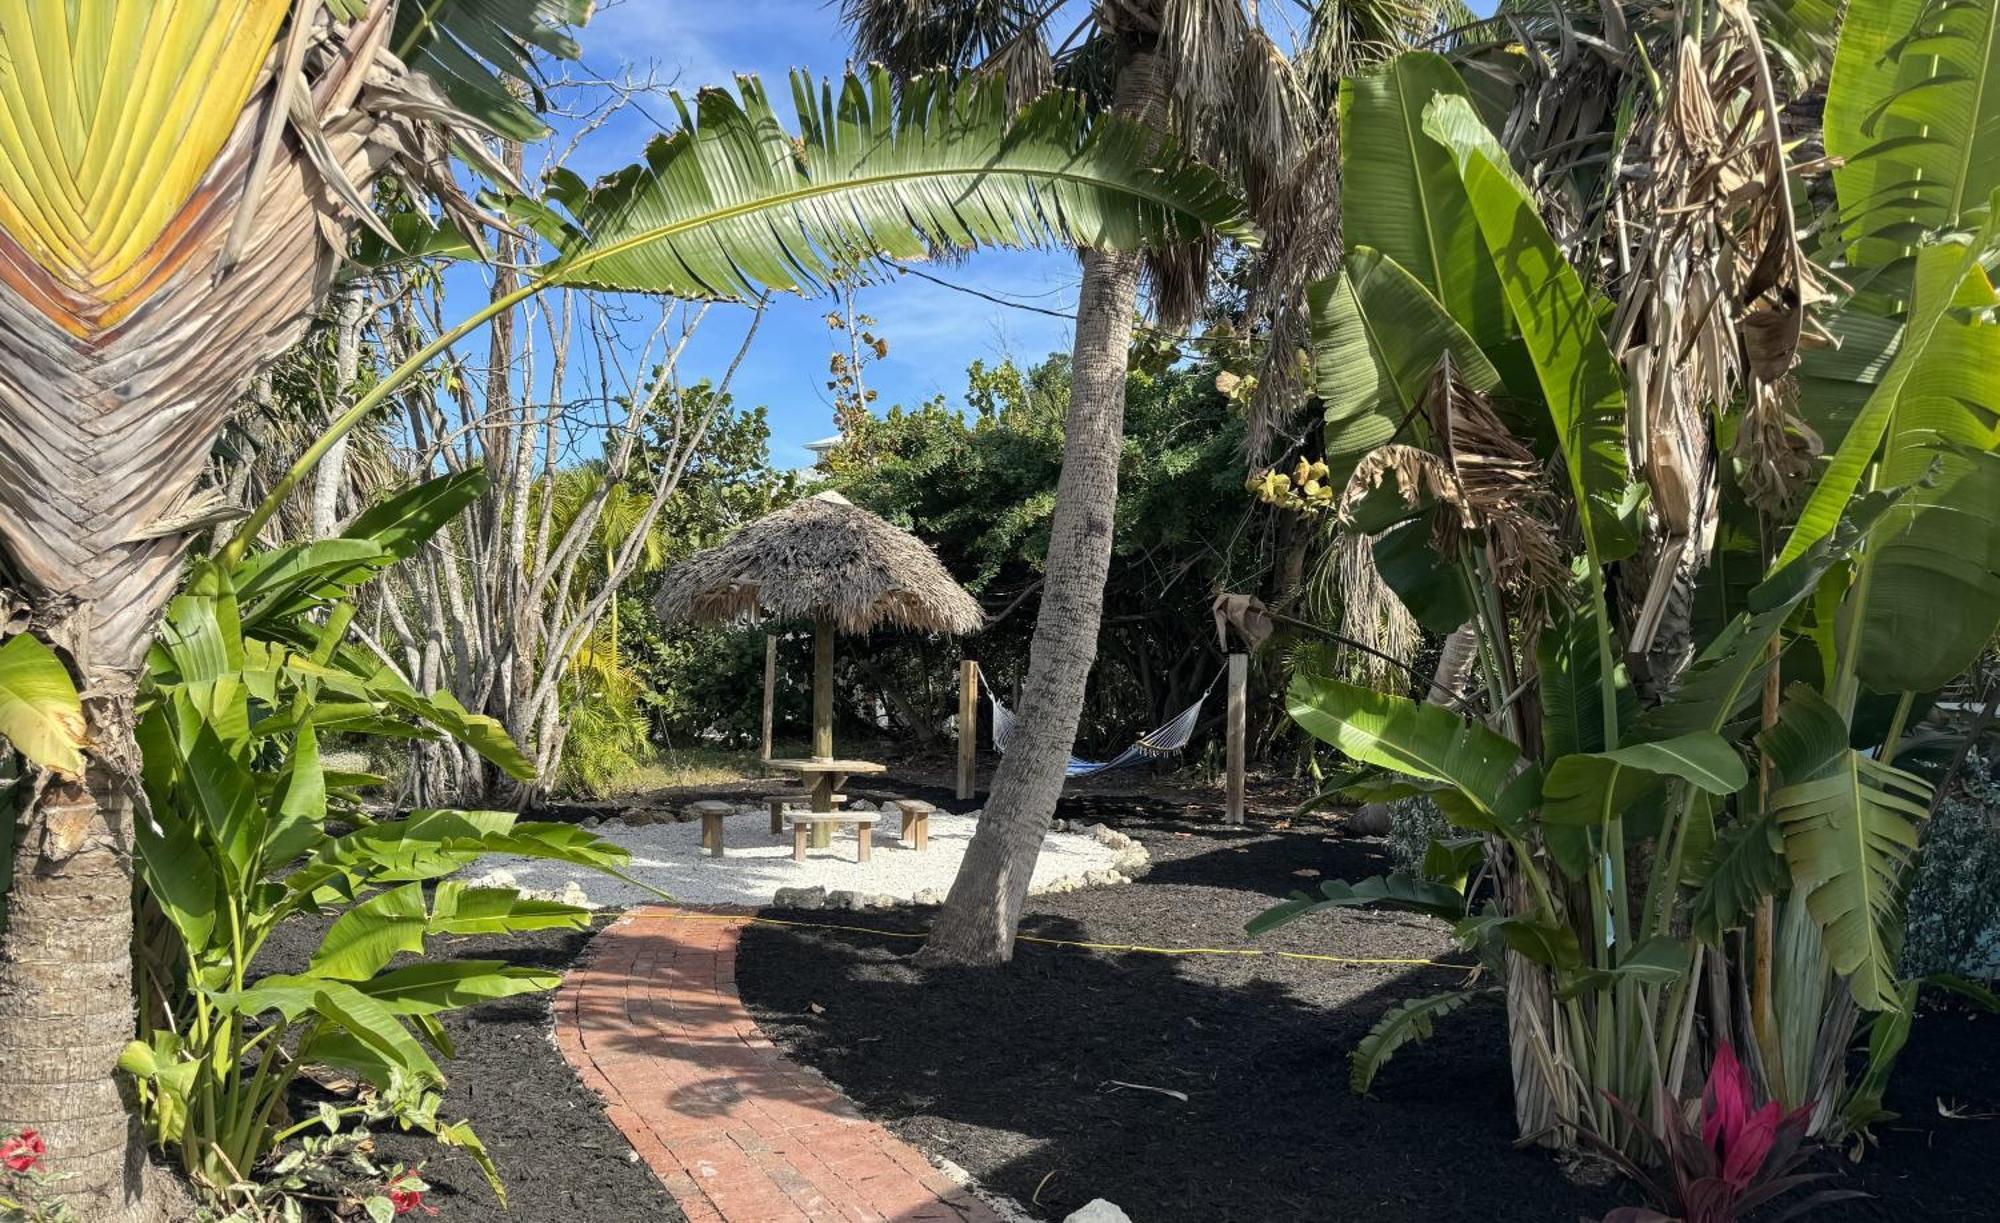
left=530, top=69, right=1256, bottom=300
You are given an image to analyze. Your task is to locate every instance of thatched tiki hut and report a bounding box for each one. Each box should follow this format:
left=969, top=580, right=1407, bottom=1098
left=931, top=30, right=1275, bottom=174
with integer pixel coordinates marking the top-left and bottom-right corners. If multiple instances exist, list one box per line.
left=652, top=491, right=983, bottom=759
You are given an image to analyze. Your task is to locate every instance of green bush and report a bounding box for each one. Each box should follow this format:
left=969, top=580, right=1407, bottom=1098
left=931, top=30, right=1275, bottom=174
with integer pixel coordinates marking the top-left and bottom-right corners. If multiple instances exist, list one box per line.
left=1903, top=751, right=2000, bottom=978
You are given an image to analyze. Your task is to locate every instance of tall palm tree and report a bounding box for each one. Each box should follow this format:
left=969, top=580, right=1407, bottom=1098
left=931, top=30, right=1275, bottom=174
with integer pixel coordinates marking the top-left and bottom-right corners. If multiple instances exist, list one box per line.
left=0, top=4, right=1248, bottom=1212
left=843, top=0, right=1455, bottom=964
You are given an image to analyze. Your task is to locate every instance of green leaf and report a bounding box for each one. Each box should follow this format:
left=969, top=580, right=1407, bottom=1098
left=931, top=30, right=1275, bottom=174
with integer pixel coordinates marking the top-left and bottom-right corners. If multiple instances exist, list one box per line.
left=436, top=1119, right=506, bottom=1203
left=0, top=634, right=85, bottom=775
left=1420, top=93, right=1637, bottom=562
left=1842, top=258, right=2000, bottom=691
left=535, top=69, right=1254, bottom=300
left=356, top=961, right=559, bottom=1015
left=1537, top=609, right=1635, bottom=759
left=386, top=0, right=590, bottom=142
left=1350, top=989, right=1480, bottom=1095
left=1455, top=914, right=1584, bottom=971
left=1541, top=734, right=1748, bottom=827
left=1370, top=515, right=1475, bottom=634
left=1310, top=248, right=1503, bottom=481
left=1640, top=485, right=1901, bottom=740
left=372, top=681, right=536, bottom=781
left=1762, top=686, right=1931, bottom=1011
left=301, top=983, right=444, bottom=1088
left=312, top=882, right=430, bottom=981
left=1688, top=814, right=1789, bottom=944
left=1777, top=235, right=1990, bottom=569
left=1246, top=872, right=1469, bottom=936
left=1826, top=0, right=2000, bottom=267
left=1339, top=53, right=1507, bottom=346
left=152, top=562, right=245, bottom=685
left=1556, top=937, right=1692, bottom=999
left=1287, top=674, right=1526, bottom=830
left=427, top=881, right=593, bottom=935
left=343, top=469, right=491, bottom=563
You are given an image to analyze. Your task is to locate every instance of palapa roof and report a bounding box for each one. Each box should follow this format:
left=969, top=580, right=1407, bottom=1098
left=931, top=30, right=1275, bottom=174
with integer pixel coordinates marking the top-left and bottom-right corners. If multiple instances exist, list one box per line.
left=651, top=491, right=984, bottom=635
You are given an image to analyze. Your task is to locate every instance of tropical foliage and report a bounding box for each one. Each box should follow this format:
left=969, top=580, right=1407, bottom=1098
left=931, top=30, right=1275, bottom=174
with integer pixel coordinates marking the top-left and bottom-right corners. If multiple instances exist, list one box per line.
left=124, top=471, right=629, bottom=1204
left=1252, top=0, right=2000, bottom=1160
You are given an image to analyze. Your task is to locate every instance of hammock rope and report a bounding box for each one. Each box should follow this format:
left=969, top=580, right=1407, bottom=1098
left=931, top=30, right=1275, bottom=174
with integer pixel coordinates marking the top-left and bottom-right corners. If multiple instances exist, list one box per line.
left=976, top=665, right=1217, bottom=778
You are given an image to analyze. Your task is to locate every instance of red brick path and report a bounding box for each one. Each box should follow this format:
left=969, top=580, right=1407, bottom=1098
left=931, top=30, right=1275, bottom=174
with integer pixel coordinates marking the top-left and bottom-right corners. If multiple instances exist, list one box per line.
left=555, top=907, right=1004, bottom=1223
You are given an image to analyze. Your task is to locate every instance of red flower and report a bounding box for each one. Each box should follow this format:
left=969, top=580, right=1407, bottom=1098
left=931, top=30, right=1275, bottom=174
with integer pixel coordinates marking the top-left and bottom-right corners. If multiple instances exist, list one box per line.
left=1, top=1129, right=45, bottom=1174
left=386, top=1170, right=436, bottom=1216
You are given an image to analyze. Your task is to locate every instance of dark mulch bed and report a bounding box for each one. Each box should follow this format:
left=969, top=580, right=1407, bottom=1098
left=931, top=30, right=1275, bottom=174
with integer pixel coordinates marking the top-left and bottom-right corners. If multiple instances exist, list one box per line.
left=733, top=796, right=2000, bottom=1223
left=258, top=920, right=683, bottom=1223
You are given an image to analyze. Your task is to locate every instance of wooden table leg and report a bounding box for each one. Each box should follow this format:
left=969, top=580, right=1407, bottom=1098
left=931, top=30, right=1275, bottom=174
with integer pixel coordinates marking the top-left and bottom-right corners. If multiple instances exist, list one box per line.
left=793, top=822, right=808, bottom=863
left=768, top=797, right=784, bottom=836
left=704, top=813, right=724, bottom=858
left=856, top=823, right=872, bottom=863
left=809, top=773, right=845, bottom=849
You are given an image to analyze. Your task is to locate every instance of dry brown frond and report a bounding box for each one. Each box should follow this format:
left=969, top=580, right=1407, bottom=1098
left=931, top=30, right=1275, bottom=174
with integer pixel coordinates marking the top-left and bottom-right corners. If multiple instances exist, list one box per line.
left=651, top=491, right=984, bottom=636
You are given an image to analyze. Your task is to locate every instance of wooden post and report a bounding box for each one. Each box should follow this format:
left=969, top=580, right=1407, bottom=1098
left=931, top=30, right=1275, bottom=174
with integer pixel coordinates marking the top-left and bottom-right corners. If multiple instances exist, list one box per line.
left=1226, top=652, right=1247, bottom=825
left=812, top=612, right=834, bottom=760
left=957, top=660, right=978, bottom=800
left=760, top=633, right=777, bottom=762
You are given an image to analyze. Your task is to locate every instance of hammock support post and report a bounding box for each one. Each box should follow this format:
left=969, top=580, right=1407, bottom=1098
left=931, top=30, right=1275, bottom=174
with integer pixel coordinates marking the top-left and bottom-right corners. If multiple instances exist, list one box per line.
left=1226, top=653, right=1247, bottom=825
left=958, top=659, right=978, bottom=800
left=761, top=634, right=777, bottom=763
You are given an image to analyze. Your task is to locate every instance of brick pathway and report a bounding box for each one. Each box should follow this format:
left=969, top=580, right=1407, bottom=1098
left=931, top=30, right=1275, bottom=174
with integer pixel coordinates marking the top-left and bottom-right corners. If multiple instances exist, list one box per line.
left=555, top=907, right=1004, bottom=1223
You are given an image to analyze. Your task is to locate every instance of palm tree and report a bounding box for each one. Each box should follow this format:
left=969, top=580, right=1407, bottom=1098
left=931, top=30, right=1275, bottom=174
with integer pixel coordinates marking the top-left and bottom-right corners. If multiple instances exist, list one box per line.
left=0, top=5, right=1249, bottom=1212
left=842, top=0, right=1456, bottom=964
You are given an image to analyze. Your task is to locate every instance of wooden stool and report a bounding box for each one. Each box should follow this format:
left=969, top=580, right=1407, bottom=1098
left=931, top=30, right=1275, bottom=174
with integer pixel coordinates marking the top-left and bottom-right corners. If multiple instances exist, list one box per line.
left=786, top=812, right=879, bottom=863
left=891, top=799, right=936, bottom=850
left=687, top=800, right=734, bottom=858
left=764, top=791, right=845, bottom=835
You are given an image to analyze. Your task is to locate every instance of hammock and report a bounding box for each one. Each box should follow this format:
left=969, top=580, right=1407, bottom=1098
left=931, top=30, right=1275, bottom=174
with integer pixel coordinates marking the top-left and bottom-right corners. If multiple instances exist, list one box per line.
left=977, top=666, right=1217, bottom=778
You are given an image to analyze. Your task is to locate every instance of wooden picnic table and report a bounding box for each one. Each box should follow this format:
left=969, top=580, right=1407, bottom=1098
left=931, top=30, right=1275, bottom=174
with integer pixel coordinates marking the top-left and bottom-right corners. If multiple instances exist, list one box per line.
left=767, top=757, right=886, bottom=848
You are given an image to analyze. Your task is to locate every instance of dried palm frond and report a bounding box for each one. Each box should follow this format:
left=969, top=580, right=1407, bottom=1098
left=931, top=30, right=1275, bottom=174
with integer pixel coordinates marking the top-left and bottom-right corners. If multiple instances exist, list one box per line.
left=1333, top=529, right=1421, bottom=686
left=1421, top=359, right=1567, bottom=603
left=1338, top=443, right=1475, bottom=528
left=652, top=491, right=984, bottom=635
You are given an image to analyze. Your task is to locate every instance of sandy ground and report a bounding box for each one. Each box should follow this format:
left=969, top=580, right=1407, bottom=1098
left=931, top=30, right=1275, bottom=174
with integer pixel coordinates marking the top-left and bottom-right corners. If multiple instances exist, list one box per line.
left=463, top=807, right=1124, bottom=907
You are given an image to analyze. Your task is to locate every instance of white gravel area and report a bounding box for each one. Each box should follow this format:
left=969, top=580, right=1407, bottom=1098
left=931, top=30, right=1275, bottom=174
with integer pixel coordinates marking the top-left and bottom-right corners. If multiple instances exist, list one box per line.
left=462, top=807, right=1127, bottom=909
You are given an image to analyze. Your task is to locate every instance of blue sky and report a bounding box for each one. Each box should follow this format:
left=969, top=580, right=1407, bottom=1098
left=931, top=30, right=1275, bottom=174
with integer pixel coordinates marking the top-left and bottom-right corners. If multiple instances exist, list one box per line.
left=515, top=0, right=1084, bottom=470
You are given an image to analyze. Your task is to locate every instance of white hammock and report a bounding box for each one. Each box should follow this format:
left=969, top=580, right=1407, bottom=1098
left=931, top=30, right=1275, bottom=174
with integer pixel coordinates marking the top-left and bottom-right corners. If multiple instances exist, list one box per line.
left=977, top=665, right=1216, bottom=778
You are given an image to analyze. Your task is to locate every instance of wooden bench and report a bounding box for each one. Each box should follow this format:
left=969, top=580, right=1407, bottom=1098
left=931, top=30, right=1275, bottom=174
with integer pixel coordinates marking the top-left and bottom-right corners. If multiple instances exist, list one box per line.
left=786, top=811, right=879, bottom=863
left=763, top=791, right=846, bottom=835
left=888, top=799, right=936, bottom=850
left=686, top=800, right=735, bottom=858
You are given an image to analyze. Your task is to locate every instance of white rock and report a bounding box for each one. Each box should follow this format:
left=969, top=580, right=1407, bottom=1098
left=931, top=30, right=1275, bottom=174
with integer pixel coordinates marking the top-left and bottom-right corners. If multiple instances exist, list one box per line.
left=912, top=888, right=945, bottom=906
left=1064, top=1200, right=1133, bottom=1223
left=773, top=886, right=826, bottom=909
left=869, top=894, right=900, bottom=910
left=848, top=800, right=877, bottom=812
left=826, top=889, right=865, bottom=911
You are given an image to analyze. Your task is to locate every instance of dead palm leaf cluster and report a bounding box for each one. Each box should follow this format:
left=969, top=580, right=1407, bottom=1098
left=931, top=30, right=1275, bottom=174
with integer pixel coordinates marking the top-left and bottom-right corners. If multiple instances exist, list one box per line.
left=1454, top=0, right=1830, bottom=693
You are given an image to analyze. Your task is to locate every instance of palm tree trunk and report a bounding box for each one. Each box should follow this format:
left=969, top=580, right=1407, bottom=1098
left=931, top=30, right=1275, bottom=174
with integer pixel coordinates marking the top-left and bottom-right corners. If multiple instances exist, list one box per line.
left=919, top=49, right=1167, bottom=966
left=0, top=717, right=146, bottom=1219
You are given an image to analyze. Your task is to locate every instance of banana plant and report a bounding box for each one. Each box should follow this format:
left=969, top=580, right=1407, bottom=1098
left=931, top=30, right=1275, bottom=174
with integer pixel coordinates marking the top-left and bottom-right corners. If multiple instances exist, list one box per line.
left=1253, top=15, right=2000, bottom=1159
left=123, top=469, right=631, bottom=1203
